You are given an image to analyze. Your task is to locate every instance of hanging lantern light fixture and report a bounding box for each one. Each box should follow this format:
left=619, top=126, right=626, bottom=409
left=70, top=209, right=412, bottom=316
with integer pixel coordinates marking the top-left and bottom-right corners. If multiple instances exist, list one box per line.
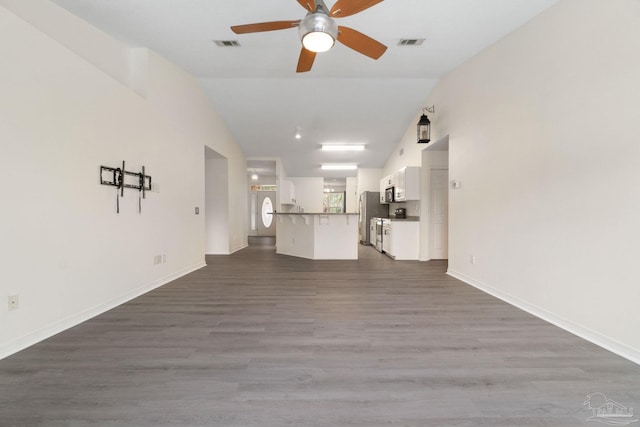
left=417, top=106, right=435, bottom=144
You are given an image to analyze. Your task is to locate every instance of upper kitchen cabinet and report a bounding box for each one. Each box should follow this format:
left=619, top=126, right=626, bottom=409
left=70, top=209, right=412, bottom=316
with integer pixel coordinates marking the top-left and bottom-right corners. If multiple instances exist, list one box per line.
left=280, top=179, right=296, bottom=205
left=394, top=167, right=421, bottom=201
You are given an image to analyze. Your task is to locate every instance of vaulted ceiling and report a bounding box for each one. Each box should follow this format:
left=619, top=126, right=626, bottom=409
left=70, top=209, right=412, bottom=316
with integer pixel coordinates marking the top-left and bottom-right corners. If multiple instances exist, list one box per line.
left=50, top=0, right=559, bottom=178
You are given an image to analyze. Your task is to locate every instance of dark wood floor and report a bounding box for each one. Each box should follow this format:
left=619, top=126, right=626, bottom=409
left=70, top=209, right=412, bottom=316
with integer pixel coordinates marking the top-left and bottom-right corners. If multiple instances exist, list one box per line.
left=2, top=241, right=640, bottom=426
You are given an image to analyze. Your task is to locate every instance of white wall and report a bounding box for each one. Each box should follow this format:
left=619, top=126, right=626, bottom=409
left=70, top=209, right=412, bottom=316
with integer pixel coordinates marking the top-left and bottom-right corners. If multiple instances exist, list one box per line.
left=0, top=0, right=138, bottom=93
left=356, top=168, right=383, bottom=196
left=0, top=2, right=247, bottom=358
left=382, top=123, right=425, bottom=178
left=205, top=152, right=229, bottom=254
left=421, top=0, right=640, bottom=362
left=346, top=177, right=358, bottom=213
left=290, top=177, right=324, bottom=212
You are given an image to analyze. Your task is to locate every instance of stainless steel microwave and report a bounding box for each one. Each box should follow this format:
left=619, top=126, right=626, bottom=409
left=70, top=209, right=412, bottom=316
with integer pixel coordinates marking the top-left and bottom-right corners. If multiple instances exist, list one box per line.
left=384, top=187, right=395, bottom=203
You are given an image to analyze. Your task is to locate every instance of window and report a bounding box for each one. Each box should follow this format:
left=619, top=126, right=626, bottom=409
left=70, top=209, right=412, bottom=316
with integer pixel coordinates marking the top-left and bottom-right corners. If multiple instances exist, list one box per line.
left=261, top=196, right=273, bottom=228
left=323, top=192, right=345, bottom=213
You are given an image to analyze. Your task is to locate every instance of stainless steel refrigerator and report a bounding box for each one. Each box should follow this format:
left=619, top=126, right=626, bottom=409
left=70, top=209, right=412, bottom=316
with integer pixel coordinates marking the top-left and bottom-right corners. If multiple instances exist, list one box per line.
left=358, top=191, right=389, bottom=245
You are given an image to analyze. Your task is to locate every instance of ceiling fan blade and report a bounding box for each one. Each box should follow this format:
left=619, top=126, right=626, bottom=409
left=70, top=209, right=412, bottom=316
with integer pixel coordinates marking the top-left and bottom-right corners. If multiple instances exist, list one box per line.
left=231, top=20, right=300, bottom=34
left=296, top=0, right=316, bottom=12
left=297, top=48, right=317, bottom=73
left=337, top=26, right=387, bottom=60
left=330, top=0, right=383, bottom=18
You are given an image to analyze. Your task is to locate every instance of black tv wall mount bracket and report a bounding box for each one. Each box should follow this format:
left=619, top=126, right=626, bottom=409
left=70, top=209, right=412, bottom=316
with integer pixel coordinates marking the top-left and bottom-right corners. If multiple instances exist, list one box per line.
left=100, top=161, right=152, bottom=214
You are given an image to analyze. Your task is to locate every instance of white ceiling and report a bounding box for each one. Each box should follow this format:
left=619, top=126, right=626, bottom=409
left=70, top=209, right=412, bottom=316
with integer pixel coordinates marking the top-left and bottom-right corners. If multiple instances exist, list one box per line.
left=50, top=0, right=559, bottom=178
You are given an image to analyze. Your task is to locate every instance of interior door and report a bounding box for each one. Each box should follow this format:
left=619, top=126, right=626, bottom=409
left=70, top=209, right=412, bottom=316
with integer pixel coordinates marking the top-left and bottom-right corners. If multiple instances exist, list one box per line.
left=257, top=191, right=276, bottom=236
left=430, top=169, right=449, bottom=259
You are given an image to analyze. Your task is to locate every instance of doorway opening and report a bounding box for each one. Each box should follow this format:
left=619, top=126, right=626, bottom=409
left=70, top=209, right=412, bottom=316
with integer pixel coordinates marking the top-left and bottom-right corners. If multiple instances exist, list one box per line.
left=247, top=160, right=277, bottom=238
left=323, top=178, right=346, bottom=213
left=248, top=236, right=276, bottom=247
left=205, top=146, right=230, bottom=254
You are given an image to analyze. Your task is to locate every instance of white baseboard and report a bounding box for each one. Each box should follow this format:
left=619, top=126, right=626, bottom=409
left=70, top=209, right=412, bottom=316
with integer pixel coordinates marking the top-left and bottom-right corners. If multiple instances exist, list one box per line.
left=229, top=243, right=248, bottom=254
left=205, top=243, right=248, bottom=256
left=447, top=269, right=640, bottom=366
left=0, top=260, right=206, bottom=361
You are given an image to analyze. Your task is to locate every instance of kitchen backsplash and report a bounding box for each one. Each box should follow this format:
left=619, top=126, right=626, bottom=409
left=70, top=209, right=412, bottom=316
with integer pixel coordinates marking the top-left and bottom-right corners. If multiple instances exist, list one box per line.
left=389, top=200, right=420, bottom=216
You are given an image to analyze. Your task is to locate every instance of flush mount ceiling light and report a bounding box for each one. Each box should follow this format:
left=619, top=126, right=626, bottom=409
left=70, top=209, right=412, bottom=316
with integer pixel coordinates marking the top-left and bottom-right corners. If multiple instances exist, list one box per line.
left=321, top=144, right=365, bottom=152
left=321, top=164, right=358, bottom=171
left=251, top=174, right=259, bottom=181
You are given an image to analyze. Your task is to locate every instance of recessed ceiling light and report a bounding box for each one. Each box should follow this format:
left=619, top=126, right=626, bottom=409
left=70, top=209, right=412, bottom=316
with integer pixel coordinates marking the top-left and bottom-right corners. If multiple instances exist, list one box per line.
left=321, top=164, right=358, bottom=171
left=321, top=144, right=365, bottom=152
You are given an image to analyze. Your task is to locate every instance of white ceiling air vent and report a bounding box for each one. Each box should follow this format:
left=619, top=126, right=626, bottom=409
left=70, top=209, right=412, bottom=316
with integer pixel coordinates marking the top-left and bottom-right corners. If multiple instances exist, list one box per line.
left=214, top=40, right=241, bottom=47
left=398, top=39, right=425, bottom=46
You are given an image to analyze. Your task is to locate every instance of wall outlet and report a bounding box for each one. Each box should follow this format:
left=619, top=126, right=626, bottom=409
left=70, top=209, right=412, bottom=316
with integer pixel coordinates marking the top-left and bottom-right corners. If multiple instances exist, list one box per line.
left=470, top=255, right=476, bottom=264
left=8, top=295, right=19, bottom=311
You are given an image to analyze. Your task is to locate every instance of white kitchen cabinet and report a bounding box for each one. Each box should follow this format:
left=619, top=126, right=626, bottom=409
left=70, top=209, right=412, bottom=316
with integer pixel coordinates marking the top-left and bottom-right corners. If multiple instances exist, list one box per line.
left=394, top=170, right=406, bottom=201
left=369, top=218, right=377, bottom=246
left=382, top=221, right=392, bottom=254
left=394, top=167, right=421, bottom=202
left=280, top=179, right=296, bottom=205
left=384, top=220, right=419, bottom=260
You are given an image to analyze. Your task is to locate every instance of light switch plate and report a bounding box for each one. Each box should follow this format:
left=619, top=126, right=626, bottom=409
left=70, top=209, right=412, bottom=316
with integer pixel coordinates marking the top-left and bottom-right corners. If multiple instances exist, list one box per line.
left=195, top=207, right=200, bottom=215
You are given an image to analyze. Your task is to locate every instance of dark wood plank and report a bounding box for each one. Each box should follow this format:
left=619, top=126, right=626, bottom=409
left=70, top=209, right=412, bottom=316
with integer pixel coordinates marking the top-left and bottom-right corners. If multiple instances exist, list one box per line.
left=1, top=242, right=639, bottom=426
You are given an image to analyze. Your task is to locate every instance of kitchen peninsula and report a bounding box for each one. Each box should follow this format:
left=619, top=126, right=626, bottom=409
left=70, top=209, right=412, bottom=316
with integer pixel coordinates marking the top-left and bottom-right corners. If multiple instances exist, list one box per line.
left=273, top=212, right=359, bottom=260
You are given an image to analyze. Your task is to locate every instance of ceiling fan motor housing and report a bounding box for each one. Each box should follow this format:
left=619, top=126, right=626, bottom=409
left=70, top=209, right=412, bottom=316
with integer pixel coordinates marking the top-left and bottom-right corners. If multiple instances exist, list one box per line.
left=298, top=12, right=338, bottom=52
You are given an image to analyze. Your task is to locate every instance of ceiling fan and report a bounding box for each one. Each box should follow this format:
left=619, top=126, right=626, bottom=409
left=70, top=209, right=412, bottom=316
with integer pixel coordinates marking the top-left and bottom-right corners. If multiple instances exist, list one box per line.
left=231, top=0, right=387, bottom=73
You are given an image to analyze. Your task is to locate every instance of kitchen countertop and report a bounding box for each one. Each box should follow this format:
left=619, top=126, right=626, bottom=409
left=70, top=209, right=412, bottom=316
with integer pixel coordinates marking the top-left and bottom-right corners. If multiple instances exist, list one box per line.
left=388, top=216, right=420, bottom=222
left=271, top=212, right=358, bottom=215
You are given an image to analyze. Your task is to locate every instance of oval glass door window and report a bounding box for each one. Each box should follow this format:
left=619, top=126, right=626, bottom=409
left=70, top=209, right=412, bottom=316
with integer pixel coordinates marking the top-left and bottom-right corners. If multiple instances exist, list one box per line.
left=261, top=196, right=273, bottom=228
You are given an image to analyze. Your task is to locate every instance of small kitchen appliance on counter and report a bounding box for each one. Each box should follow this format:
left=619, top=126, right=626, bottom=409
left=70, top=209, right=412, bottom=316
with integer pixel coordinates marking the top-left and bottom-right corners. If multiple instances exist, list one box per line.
left=394, top=208, right=406, bottom=219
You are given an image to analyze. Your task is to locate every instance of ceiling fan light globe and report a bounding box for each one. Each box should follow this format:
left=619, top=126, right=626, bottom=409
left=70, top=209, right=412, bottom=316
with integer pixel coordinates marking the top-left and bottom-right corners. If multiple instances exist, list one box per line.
left=302, top=31, right=334, bottom=52
left=299, top=13, right=338, bottom=53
